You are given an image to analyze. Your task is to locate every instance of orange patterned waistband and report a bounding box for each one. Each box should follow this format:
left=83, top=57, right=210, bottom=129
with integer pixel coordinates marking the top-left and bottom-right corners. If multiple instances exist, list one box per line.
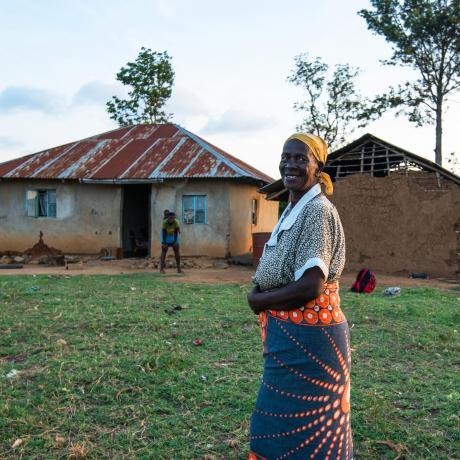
left=266, top=282, right=345, bottom=326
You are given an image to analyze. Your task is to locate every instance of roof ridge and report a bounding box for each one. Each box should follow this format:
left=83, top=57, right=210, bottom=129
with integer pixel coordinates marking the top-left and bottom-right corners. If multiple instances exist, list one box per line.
left=175, top=124, right=274, bottom=183
left=174, top=125, right=250, bottom=177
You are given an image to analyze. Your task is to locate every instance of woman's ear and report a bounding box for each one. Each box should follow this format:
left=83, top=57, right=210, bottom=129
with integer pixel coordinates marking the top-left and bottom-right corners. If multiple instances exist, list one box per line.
left=317, top=161, right=325, bottom=175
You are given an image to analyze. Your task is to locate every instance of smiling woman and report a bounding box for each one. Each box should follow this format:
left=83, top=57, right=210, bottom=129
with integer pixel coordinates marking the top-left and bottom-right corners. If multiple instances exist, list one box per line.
left=247, top=133, right=351, bottom=460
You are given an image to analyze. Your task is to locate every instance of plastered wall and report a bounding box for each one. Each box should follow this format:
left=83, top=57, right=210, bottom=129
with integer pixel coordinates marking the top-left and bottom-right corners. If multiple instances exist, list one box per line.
left=150, top=180, right=230, bottom=257
left=150, top=180, right=279, bottom=258
left=0, top=180, right=121, bottom=253
left=229, top=184, right=279, bottom=256
left=0, top=179, right=280, bottom=259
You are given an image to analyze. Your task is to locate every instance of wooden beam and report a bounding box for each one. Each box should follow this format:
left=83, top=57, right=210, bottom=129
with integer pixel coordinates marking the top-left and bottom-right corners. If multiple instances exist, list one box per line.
left=267, top=188, right=288, bottom=201
left=329, top=152, right=404, bottom=162
left=371, top=143, right=375, bottom=176
left=386, top=147, right=390, bottom=176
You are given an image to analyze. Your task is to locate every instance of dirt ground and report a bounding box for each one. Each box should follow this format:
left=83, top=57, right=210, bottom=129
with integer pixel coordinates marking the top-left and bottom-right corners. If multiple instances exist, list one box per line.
left=0, top=258, right=457, bottom=290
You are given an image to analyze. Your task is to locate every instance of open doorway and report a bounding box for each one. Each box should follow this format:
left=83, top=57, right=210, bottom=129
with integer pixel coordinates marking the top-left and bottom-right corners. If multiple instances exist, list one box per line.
left=121, top=184, right=151, bottom=257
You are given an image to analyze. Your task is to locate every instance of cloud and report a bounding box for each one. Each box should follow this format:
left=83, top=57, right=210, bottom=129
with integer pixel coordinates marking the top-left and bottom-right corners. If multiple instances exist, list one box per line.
left=0, top=86, right=63, bottom=113
left=0, top=135, right=22, bottom=149
left=72, top=80, right=123, bottom=106
left=201, top=108, right=275, bottom=135
left=166, top=87, right=209, bottom=118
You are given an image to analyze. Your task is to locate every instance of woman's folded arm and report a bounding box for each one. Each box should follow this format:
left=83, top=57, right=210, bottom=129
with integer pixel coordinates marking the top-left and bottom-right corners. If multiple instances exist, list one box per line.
left=247, top=266, right=324, bottom=314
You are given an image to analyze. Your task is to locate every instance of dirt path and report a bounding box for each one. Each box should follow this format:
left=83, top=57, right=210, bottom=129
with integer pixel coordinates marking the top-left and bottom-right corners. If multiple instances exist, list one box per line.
left=0, top=260, right=457, bottom=290
left=166, top=268, right=458, bottom=289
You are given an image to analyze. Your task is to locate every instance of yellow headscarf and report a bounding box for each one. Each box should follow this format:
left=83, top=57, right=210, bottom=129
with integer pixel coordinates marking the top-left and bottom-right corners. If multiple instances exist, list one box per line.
left=286, top=133, right=333, bottom=195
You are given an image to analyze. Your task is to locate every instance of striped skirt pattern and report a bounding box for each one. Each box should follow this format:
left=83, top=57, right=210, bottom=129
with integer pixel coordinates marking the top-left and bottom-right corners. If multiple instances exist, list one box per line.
left=249, top=282, right=353, bottom=460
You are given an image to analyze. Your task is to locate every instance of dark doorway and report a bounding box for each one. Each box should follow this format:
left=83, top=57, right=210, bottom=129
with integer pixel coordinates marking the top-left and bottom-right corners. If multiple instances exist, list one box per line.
left=121, top=185, right=151, bottom=257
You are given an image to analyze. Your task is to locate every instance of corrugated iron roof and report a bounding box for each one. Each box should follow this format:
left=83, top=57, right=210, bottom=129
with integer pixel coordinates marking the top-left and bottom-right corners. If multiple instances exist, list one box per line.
left=0, top=123, right=274, bottom=184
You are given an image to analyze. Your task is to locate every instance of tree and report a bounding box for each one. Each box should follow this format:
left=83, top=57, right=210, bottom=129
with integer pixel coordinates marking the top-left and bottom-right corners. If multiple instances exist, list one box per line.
left=446, top=151, right=460, bottom=175
left=359, top=0, right=460, bottom=166
left=287, top=54, right=378, bottom=150
left=106, top=47, right=174, bottom=126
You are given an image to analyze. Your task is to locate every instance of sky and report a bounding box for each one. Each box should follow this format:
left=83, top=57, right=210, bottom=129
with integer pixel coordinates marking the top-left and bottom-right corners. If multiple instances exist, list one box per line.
left=0, top=0, right=459, bottom=179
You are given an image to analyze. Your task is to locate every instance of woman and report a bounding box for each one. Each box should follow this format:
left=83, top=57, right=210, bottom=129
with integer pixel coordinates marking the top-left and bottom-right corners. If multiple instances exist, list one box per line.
left=247, top=133, right=352, bottom=460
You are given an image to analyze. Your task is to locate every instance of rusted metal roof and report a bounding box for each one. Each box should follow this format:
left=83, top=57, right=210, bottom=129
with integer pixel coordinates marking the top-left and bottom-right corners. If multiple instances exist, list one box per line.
left=0, top=123, right=274, bottom=184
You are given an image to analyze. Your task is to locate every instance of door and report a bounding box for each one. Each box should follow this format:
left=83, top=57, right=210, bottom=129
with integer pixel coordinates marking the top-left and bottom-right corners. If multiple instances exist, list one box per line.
left=121, top=184, right=151, bottom=257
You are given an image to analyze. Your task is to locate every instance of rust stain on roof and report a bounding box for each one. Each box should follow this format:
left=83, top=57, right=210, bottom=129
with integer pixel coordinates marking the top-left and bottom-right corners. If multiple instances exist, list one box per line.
left=0, top=123, right=274, bottom=183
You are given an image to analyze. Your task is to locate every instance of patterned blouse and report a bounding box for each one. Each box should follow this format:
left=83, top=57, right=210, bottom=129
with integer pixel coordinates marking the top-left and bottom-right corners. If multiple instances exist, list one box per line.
left=253, top=184, right=346, bottom=291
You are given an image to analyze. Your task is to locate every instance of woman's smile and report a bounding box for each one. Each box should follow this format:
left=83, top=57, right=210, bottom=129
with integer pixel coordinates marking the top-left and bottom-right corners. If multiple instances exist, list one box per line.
left=282, top=172, right=304, bottom=186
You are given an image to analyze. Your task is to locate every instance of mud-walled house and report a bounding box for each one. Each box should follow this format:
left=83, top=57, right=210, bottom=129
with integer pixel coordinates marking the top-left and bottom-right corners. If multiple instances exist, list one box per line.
left=0, top=124, right=278, bottom=258
left=261, top=134, right=460, bottom=278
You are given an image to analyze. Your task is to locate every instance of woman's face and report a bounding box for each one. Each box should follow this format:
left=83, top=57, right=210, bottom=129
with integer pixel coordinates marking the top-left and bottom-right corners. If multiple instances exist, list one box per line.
left=279, top=139, right=320, bottom=193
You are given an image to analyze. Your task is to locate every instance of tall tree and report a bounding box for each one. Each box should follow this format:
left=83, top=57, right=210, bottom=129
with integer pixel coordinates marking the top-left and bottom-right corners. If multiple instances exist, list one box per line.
left=359, top=0, right=460, bottom=166
left=288, top=54, right=378, bottom=150
left=446, top=151, right=460, bottom=175
left=106, top=47, right=174, bottom=126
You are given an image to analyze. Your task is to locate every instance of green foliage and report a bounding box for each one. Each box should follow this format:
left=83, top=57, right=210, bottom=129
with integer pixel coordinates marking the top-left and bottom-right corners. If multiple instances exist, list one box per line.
left=278, top=201, right=288, bottom=218
left=287, top=54, right=380, bottom=150
left=0, top=275, right=459, bottom=458
left=359, top=0, right=460, bottom=164
left=446, top=151, right=460, bottom=175
left=106, top=47, right=175, bottom=126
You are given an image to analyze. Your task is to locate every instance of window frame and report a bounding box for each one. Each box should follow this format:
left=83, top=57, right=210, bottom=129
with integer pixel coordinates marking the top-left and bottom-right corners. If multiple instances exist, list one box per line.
left=25, top=189, right=57, bottom=218
left=182, top=194, right=207, bottom=224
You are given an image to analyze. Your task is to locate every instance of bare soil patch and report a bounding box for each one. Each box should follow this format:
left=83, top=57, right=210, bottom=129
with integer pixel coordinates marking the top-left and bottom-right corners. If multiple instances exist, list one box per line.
left=0, top=258, right=457, bottom=289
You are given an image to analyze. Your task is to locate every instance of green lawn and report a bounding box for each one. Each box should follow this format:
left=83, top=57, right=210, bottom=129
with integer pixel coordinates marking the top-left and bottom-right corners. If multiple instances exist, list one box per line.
left=0, top=274, right=459, bottom=459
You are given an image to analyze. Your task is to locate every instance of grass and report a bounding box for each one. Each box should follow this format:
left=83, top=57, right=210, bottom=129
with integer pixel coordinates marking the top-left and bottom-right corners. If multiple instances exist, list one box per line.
left=0, top=274, right=459, bottom=459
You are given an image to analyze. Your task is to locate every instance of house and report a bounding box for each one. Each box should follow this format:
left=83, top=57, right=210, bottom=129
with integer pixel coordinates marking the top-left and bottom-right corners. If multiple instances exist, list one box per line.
left=0, top=124, right=279, bottom=258
left=261, top=134, right=460, bottom=278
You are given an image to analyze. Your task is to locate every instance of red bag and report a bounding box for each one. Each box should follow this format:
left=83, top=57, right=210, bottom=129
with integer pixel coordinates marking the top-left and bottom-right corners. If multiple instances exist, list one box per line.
left=351, top=268, right=376, bottom=293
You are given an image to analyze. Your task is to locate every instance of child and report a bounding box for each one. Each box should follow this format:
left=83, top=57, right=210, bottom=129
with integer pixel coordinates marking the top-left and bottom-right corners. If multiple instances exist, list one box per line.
left=160, top=212, right=182, bottom=274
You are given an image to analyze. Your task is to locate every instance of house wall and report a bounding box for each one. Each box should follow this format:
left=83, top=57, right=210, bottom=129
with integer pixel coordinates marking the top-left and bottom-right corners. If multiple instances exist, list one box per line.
left=229, top=184, right=279, bottom=256
left=0, top=180, right=121, bottom=253
left=0, top=179, right=280, bottom=258
left=329, top=172, right=460, bottom=277
left=150, top=180, right=231, bottom=257
left=149, top=180, right=279, bottom=257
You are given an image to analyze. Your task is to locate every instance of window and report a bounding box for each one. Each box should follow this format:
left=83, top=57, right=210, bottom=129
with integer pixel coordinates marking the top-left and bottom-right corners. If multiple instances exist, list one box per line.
left=26, top=189, right=57, bottom=218
left=251, top=198, right=258, bottom=225
left=182, top=195, right=206, bottom=224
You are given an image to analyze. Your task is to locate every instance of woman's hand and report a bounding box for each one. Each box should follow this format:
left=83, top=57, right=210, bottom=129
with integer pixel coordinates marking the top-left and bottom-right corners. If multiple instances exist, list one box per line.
left=246, top=268, right=325, bottom=314
left=247, top=285, right=266, bottom=315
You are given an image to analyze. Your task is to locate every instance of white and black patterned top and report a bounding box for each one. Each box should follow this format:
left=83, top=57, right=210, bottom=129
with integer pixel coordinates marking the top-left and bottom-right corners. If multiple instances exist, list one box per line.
left=253, top=184, right=346, bottom=292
